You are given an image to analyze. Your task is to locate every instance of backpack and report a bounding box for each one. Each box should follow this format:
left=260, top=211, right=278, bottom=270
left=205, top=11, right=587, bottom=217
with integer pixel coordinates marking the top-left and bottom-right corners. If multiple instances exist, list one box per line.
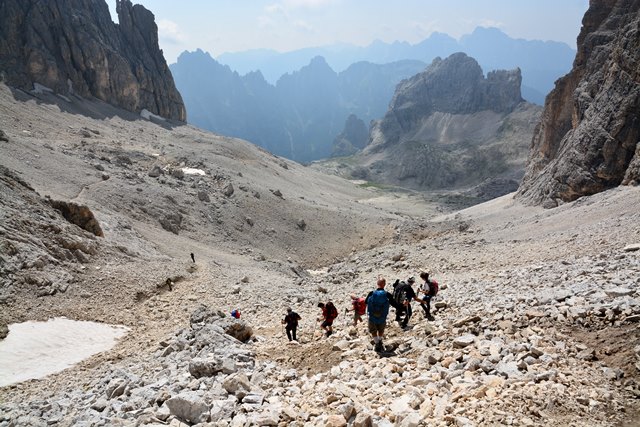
left=355, top=298, right=366, bottom=315
left=326, top=302, right=338, bottom=320
left=367, top=289, right=389, bottom=322
left=427, top=280, right=439, bottom=296
left=393, top=281, right=409, bottom=305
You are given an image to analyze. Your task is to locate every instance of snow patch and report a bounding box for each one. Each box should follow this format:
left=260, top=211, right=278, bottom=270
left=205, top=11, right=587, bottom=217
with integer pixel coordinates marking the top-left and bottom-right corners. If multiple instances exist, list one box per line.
left=0, top=317, right=129, bottom=387
left=32, top=83, right=53, bottom=94
left=140, top=109, right=166, bottom=122
left=307, top=268, right=328, bottom=276
left=182, top=167, right=206, bottom=176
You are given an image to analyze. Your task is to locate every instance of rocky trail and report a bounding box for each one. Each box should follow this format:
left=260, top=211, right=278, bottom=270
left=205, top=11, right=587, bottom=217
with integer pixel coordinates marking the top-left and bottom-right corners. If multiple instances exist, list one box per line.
left=1, top=183, right=639, bottom=427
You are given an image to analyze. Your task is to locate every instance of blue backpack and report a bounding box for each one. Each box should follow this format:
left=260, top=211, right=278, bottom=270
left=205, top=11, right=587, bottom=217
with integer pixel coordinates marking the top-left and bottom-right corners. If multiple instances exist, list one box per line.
left=367, top=289, right=389, bottom=324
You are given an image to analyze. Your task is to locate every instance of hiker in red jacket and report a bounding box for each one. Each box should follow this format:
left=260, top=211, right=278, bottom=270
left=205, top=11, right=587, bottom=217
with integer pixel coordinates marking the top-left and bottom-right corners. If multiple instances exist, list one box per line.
left=346, top=294, right=366, bottom=327
left=317, top=302, right=338, bottom=337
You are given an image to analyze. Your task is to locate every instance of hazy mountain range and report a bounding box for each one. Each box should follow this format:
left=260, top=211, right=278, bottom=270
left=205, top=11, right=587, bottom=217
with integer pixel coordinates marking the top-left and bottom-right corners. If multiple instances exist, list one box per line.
left=171, top=51, right=425, bottom=161
left=217, top=27, right=576, bottom=104
left=170, top=27, right=575, bottom=163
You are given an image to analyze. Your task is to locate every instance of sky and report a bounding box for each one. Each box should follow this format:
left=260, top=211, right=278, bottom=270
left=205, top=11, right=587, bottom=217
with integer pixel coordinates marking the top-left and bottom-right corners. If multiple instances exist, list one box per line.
left=106, top=0, right=589, bottom=64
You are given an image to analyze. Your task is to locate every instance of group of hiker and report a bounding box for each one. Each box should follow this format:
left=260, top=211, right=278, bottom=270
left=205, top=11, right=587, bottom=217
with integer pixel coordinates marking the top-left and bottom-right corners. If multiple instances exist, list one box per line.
left=281, top=272, right=439, bottom=352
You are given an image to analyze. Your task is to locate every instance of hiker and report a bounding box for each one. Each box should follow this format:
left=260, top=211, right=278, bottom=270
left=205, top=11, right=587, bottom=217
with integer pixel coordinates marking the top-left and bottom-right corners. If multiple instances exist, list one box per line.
left=365, top=277, right=394, bottom=352
left=393, top=277, right=426, bottom=329
left=346, top=294, right=366, bottom=327
left=419, top=272, right=438, bottom=321
left=317, top=301, right=338, bottom=337
left=190, top=252, right=195, bottom=263
left=282, top=308, right=302, bottom=342
left=231, top=309, right=241, bottom=319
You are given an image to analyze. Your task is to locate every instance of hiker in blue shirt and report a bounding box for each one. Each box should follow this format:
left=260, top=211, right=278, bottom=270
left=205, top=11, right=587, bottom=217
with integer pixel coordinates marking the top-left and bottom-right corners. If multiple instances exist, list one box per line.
left=365, top=277, right=395, bottom=352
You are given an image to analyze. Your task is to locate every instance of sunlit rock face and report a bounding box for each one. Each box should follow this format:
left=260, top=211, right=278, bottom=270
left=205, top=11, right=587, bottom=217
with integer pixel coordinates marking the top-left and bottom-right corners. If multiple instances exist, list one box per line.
left=0, top=0, right=186, bottom=121
left=356, top=52, right=540, bottom=197
left=517, top=0, right=640, bottom=207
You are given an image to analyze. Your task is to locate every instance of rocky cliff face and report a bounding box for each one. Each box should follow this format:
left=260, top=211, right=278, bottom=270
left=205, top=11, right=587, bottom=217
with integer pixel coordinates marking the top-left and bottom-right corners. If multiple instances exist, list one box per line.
left=349, top=53, right=540, bottom=196
left=331, top=114, right=368, bottom=157
left=374, top=53, right=523, bottom=148
left=517, top=0, right=640, bottom=206
left=0, top=0, right=186, bottom=121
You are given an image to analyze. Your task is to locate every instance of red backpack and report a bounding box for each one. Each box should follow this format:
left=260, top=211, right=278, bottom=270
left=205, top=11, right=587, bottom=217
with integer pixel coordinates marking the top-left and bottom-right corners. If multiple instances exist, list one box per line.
left=326, top=302, right=338, bottom=320
left=355, top=298, right=366, bottom=315
left=429, top=280, right=439, bottom=296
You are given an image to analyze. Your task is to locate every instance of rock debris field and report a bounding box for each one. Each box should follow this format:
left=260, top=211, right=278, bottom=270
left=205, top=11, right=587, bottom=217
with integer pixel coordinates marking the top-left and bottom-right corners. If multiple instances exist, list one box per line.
left=0, top=84, right=639, bottom=426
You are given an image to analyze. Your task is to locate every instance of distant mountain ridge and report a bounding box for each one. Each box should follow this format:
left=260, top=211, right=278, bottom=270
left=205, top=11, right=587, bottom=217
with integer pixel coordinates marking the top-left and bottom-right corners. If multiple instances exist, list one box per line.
left=171, top=50, right=425, bottom=162
left=216, top=27, right=575, bottom=105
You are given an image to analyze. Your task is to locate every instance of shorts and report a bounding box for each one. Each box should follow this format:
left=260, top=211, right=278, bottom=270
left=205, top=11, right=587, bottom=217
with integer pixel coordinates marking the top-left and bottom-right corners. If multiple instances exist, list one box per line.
left=353, top=312, right=363, bottom=322
left=321, top=319, right=334, bottom=328
left=368, top=320, right=386, bottom=335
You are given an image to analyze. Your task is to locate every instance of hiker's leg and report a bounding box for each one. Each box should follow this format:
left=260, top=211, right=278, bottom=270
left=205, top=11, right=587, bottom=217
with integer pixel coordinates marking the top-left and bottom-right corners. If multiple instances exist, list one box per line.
left=402, top=305, right=412, bottom=327
left=286, top=327, right=292, bottom=341
left=368, top=321, right=377, bottom=340
left=292, top=326, right=297, bottom=341
left=375, top=323, right=385, bottom=351
left=421, top=298, right=429, bottom=315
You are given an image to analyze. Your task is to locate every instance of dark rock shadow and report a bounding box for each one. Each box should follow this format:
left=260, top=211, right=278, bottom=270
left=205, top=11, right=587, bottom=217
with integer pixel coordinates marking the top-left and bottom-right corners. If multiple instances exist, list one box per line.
left=8, top=85, right=186, bottom=131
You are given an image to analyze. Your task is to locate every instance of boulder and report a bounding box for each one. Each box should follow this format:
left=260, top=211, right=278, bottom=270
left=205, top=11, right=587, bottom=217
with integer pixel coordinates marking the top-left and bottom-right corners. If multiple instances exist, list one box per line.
left=48, top=200, right=103, bottom=237
left=165, top=391, right=210, bottom=424
left=148, top=165, right=163, bottom=177
left=197, top=191, right=210, bottom=202
left=453, top=334, right=476, bottom=348
left=326, top=414, right=347, bottom=427
left=222, top=372, right=251, bottom=394
left=604, top=287, right=634, bottom=298
left=223, top=183, right=234, bottom=197
left=188, top=357, right=223, bottom=378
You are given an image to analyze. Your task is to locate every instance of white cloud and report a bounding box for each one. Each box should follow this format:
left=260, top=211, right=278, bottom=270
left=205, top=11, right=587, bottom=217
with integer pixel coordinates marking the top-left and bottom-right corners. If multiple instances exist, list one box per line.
left=283, top=0, right=336, bottom=8
left=461, top=18, right=506, bottom=31
left=293, top=19, right=314, bottom=33
left=258, top=15, right=276, bottom=30
left=478, top=19, right=505, bottom=29
left=157, top=19, right=187, bottom=44
left=265, top=3, right=287, bottom=15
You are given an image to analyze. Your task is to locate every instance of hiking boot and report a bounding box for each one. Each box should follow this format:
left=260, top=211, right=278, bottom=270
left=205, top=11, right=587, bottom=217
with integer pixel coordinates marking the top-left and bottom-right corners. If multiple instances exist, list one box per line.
left=325, top=330, right=332, bottom=337
left=426, top=314, right=435, bottom=321
left=374, top=341, right=383, bottom=352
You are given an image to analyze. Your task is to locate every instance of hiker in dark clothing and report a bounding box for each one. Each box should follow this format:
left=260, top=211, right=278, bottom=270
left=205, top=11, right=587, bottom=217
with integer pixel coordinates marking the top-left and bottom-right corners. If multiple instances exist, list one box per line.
left=190, top=252, right=195, bottom=263
left=419, top=272, right=436, bottom=321
left=282, top=308, right=302, bottom=341
left=317, top=302, right=338, bottom=337
left=365, top=277, right=394, bottom=352
left=393, top=277, right=426, bottom=329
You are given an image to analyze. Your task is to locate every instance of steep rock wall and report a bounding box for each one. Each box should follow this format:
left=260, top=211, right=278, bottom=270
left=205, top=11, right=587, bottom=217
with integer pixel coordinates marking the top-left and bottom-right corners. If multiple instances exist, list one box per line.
left=0, top=0, right=186, bottom=121
left=517, top=0, right=640, bottom=206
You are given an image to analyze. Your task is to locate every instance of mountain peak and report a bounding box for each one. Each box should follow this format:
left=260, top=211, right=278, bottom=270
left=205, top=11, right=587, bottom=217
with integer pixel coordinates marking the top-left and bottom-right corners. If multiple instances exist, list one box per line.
left=0, top=0, right=185, bottom=121
left=390, top=52, right=522, bottom=116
